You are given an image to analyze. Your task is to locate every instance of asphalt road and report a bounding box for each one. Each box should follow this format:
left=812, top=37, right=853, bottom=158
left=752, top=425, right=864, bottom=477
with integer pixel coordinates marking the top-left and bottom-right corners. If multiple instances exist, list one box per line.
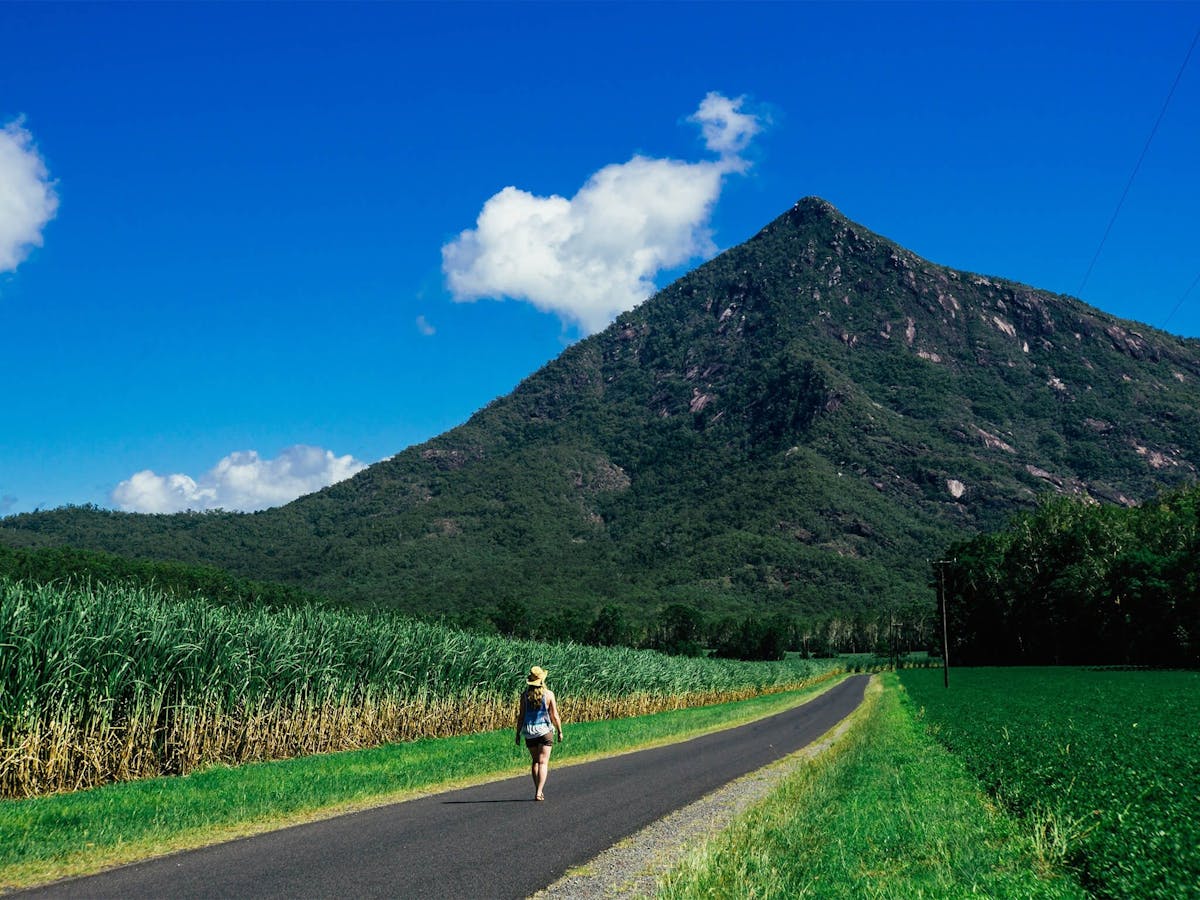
left=23, top=674, right=869, bottom=900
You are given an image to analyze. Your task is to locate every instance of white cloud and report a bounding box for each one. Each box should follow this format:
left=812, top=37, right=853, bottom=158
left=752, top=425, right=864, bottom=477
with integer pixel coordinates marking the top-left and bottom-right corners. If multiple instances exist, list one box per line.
left=0, top=495, right=16, bottom=515
left=0, top=118, right=59, bottom=273
left=111, top=445, right=368, bottom=513
left=689, top=91, right=763, bottom=160
left=442, top=92, right=763, bottom=334
left=416, top=314, right=436, bottom=336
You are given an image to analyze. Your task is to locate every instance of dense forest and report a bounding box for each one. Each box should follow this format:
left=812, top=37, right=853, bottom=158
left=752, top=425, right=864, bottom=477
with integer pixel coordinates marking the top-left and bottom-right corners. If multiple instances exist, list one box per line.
left=940, top=483, right=1199, bottom=666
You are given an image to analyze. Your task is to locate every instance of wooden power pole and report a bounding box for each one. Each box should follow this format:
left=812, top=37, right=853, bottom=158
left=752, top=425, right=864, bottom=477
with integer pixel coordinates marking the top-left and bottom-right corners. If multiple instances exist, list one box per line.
left=933, top=559, right=955, bottom=688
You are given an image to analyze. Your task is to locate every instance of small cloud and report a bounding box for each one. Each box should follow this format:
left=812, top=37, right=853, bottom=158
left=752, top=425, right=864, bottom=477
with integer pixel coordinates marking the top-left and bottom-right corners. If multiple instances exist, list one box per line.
left=111, top=445, right=368, bottom=513
left=689, top=92, right=762, bottom=161
left=416, top=314, right=436, bottom=336
left=442, top=92, right=765, bottom=335
left=0, top=118, right=59, bottom=274
left=0, top=494, right=16, bottom=515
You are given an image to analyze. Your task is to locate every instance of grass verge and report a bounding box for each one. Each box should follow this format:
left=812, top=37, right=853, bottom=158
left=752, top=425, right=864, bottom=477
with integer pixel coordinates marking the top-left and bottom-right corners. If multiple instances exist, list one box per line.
left=657, top=673, right=1087, bottom=899
left=0, top=673, right=842, bottom=890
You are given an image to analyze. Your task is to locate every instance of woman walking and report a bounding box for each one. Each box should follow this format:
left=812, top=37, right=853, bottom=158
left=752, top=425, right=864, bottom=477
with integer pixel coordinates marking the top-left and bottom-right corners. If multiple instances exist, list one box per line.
left=515, top=665, right=563, bottom=801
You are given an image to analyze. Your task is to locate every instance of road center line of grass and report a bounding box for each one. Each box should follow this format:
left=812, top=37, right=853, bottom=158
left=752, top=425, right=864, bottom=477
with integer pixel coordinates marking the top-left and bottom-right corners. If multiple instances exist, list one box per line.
left=0, top=673, right=845, bottom=891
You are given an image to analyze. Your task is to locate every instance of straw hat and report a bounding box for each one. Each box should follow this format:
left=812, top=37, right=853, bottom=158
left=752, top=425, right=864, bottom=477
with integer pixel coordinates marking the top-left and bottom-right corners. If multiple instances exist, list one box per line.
left=526, top=665, right=548, bottom=686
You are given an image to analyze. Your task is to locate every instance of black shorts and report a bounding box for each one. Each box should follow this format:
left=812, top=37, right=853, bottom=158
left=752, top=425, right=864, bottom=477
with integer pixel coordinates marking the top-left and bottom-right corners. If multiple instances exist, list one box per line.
left=525, top=732, right=554, bottom=749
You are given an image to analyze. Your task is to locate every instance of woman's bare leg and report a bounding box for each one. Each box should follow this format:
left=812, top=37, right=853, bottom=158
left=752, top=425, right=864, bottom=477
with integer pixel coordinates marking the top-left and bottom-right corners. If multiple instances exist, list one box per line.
left=528, top=745, right=540, bottom=792
left=534, top=744, right=552, bottom=799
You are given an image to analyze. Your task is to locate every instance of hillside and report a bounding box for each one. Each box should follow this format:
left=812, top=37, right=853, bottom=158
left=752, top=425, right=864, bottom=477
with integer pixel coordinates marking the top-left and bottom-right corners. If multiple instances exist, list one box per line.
left=5, top=198, right=1200, bottom=627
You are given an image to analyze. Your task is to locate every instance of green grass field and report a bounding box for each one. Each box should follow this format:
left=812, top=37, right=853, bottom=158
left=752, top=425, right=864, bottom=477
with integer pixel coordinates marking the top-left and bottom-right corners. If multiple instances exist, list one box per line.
left=900, top=667, right=1200, bottom=900
left=659, top=673, right=1084, bottom=898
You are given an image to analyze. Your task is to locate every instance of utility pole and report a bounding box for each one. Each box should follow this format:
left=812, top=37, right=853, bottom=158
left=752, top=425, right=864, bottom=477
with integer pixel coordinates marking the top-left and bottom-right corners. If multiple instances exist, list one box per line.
left=933, top=559, right=955, bottom=687
left=889, top=608, right=900, bottom=670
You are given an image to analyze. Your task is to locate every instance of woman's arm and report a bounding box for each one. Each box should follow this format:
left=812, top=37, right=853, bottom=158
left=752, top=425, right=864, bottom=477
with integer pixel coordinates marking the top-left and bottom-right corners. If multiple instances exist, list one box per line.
left=515, top=694, right=525, bottom=745
left=547, top=691, right=563, bottom=740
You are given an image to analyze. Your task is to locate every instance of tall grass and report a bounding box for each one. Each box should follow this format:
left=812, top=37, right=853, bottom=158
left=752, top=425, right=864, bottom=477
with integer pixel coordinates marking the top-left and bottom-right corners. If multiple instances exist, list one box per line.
left=0, top=578, right=833, bottom=798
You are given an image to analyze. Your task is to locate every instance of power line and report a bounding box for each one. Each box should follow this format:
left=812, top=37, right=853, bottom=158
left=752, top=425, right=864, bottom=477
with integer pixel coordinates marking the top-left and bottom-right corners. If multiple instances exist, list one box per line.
left=1162, top=269, right=1200, bottom=330
left=1077, top=26, right=1200, bottom=297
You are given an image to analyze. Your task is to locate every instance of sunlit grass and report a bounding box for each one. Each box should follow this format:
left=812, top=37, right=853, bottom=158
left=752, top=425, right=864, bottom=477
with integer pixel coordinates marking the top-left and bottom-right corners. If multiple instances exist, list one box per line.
left=658, top=674, right=1085, bottom=899
left=901, top=667, right=1200, bottom=899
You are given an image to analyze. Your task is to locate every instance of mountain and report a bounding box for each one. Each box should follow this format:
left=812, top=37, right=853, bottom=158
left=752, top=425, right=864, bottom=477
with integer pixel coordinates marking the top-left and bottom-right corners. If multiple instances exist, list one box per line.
left=5, top=198, right=1200, bottom=629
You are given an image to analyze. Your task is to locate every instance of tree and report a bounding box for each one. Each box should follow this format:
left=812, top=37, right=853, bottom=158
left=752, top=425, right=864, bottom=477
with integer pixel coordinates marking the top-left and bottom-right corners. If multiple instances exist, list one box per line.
left=650, top=603, right=706, bottom=656
left=586, top=604, right=634, bottom=647
left=490, top=598, right=529, bottom=638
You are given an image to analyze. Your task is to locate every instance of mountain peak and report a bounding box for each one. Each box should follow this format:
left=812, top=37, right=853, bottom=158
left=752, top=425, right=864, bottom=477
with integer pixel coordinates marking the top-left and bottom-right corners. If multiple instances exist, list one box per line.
left=6, top=198, right=1200, bottom=628
left=764, top=195, right=847, bottom=230
left=791, top=195, right=844, bottom=218
left=746, top=196, right=882, bottom=254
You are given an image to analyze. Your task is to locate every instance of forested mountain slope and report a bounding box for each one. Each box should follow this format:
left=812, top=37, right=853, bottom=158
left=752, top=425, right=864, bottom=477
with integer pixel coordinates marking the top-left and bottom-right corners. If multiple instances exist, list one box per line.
left=5, top=198, right=1200, bottom=625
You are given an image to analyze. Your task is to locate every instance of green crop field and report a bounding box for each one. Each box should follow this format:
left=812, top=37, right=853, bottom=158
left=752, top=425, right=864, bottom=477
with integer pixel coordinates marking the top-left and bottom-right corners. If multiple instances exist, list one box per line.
left=0, top=577, right=834, bottom=798
left=900, top=667, right=1200, bottom=900
left=660, top=674, right=1085, bottom=899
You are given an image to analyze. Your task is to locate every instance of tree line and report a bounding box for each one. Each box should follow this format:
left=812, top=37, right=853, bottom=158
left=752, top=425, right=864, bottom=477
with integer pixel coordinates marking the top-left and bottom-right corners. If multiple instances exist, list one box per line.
left=475, top=597, right=937, bottom=661
left=939, top=484, right=1199, bottom=666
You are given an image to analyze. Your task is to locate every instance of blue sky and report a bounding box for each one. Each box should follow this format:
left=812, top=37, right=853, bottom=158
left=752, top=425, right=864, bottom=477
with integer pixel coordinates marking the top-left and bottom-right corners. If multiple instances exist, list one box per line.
left=2, top=2, right=1197, bottom=515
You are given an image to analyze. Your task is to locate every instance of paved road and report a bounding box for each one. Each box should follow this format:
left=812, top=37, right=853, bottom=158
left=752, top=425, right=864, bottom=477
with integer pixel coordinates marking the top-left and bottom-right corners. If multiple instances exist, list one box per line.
left=23, top=675, right=869, bottom=900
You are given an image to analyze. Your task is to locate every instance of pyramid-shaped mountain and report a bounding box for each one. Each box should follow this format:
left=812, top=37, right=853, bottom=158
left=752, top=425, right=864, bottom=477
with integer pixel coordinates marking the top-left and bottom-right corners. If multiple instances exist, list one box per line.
left=6, top=198, right=1200, bottom=625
